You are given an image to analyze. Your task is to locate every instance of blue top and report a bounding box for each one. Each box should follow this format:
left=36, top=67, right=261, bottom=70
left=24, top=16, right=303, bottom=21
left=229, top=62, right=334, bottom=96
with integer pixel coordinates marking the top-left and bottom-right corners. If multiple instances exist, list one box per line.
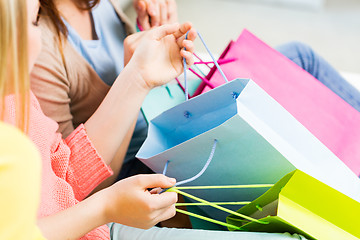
left=64, top=0, right=148, bottom=169
left=64, top=0, right=126, bottom=86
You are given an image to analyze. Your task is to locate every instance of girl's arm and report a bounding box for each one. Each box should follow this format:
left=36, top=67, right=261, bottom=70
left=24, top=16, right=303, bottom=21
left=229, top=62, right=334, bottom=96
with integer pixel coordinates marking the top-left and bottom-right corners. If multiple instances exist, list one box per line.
left=39, top=24, right=194, bottom=239
left=38, top=174, right=177, bottom=240
left=84, top=23, right=196, bottom=166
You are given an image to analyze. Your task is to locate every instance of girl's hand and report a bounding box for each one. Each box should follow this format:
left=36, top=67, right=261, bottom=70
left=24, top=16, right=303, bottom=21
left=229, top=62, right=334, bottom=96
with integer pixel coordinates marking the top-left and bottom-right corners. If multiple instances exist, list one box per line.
left=134, top=0, right=178, bottom=29
left=101, top=174, right=177, bottom=229
left=124, top=31, right=147, bottom=66
left=127, top=22, right=197, bottom=90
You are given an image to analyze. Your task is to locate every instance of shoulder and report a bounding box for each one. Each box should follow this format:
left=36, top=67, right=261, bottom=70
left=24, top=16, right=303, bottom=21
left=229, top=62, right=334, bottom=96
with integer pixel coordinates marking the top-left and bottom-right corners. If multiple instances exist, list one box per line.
left=35, top=17, right=68, bottom=77
left=108, top=0, right=136, bottom=34
left=33, top=17, right=84, bottom=87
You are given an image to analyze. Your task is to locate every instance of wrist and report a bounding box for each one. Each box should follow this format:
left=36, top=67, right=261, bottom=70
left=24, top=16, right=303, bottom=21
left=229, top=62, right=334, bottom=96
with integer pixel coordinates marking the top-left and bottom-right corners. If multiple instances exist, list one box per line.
left=123, top=60, right=153, bottom=91
left=89, top=190, right=112, bottom=225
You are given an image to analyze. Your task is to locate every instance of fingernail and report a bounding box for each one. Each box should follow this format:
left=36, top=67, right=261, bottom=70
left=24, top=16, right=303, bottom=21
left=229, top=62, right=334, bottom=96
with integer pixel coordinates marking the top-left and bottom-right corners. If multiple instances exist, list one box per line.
left=169, top=178, right=176, bottom=184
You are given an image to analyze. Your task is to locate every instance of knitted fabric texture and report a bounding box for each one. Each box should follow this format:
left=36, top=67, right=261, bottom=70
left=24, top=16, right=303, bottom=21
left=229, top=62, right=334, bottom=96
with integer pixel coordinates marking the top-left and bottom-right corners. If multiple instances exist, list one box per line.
left=4, top=92, right=113, bottom=239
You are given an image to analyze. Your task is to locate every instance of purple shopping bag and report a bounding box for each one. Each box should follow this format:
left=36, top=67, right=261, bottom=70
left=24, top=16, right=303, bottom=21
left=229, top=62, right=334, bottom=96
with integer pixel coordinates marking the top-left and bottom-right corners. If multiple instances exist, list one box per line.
left=195, top=29, right=360, bottom=176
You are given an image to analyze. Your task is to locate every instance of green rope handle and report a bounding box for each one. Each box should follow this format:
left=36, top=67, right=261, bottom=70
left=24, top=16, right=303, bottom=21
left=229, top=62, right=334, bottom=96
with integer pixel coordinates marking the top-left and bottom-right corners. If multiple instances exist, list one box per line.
left=168, top=187, right=269, bottom=225
left=175, top=184, right=273, bottom=190
left=176, top=201, right=251, bottom=206
left=176, top=208, right=242, bottom=230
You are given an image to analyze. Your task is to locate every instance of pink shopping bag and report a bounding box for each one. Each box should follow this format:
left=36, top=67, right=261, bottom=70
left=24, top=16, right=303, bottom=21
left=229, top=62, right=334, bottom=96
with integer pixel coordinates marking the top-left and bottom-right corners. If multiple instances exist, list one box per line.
left=194, top=29, right=360, bottom=176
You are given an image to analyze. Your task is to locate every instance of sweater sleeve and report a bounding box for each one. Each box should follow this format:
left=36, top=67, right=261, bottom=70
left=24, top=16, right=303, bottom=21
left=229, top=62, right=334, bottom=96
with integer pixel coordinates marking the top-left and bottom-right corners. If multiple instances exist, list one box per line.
left=51, top=124, right=113, bottom=201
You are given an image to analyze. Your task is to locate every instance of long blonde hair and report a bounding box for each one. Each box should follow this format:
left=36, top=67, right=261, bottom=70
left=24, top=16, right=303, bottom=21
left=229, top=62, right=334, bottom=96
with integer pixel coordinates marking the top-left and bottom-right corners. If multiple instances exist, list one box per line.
left=0, top=0, right=30, bottom=132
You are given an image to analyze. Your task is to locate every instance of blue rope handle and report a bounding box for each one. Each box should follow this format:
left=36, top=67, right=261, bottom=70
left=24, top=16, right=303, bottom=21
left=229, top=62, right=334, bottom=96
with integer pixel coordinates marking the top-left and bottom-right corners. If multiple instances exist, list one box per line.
left=175, top=139, right=218, bottom=186
left=184, top=31, right=189, bottom=101
left=162, top=139, right=218, bottom=187
left=197, top=32, right=229, bottom=83
left=183, top=31, right=229, bottom=101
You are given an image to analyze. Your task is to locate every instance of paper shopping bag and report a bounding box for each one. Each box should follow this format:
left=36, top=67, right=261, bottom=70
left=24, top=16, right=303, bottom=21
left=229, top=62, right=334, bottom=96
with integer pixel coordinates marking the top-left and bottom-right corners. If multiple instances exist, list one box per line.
left=141, top=79, right=202, bottom=123
left=136, top=78, right=360, bottom=222
left=226, top=170, right=360, bottom=240
left=195, top=29, right=360, bottom=176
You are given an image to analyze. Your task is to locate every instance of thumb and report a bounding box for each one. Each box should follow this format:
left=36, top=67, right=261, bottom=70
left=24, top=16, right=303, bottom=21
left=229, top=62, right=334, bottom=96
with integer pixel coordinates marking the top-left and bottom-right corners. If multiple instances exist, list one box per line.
left=138, top=174, right=176, bottom=189
left=152, top=23, right=180, bottom=40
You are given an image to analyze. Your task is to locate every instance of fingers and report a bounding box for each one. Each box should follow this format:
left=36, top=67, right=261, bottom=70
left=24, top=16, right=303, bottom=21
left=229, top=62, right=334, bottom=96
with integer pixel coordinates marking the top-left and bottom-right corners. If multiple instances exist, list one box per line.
left=166, top=0, right=178, bottom=23
left=151, top=22, right=195, bottom=42
left=151, top=23, right=180, bottom=40
left=137, top=174, right=176, bottom=189
left=135, top=0, right=178, bottom=30
left=172, top=22, right=192, bottom=39
left=148, top=0, right=160, bottom=27
left=149, top=187, right=162, bottom=194
left=178, top=35, right=195, bottom=67
left=136, top=1, right=151, bottom=30
left=147, top=192, right=177, bottom=226
left=134, top=0, right=159, bottom=28
left=176, top=28, right=197, bottom=47
left=175, top=26, right=196, bottom=68
left=159, top=1, right=167, bottom=25
left=153, top=203, right=177, bottom=224
left=182, top=39, right=195, bottom=52
left=181, top=49, right=194, bottom=67
left=181, top=40, right=195, bottom=66
left=151, top=191, right=178, bottom=209
left=186, top=28, right=197, bottom=42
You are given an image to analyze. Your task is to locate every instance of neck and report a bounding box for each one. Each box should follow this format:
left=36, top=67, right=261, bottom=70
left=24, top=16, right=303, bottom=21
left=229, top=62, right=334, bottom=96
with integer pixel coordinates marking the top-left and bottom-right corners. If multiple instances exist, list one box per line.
left=55, top=0, right=95, bottom=40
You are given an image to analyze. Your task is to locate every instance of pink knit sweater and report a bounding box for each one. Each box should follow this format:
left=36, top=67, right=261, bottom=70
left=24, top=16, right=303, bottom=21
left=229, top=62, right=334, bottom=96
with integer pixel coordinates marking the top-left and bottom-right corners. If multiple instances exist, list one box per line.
left=5, top=92, right=113, bottom=239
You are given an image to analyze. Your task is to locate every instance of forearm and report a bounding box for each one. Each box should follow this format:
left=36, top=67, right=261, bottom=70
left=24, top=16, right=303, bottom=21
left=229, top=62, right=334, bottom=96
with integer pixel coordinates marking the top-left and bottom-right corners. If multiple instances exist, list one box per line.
left=38, top=192, right=108, bottom=240
left=84, top=64, right=149, bottom=165
left=90, top=120, right=136, bottom=194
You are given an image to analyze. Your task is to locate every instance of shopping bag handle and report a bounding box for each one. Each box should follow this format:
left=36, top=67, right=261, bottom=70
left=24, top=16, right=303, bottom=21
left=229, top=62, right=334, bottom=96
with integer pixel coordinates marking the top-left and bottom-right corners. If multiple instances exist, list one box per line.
left=175, top=54, right=236, bottom=97
left=196, top=32, right=229, bottom=83
left=166, top=184, right=272, bottom=230
left=161, top=139, right=218, bottom=190
left=183, top=31, right=230, bottom=100
left=161, top=139, right=272, bottom=229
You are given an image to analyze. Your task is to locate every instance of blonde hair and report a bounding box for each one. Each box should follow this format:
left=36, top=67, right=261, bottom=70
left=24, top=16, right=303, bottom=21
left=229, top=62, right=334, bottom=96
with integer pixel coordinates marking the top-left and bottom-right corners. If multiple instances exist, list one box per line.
left=0, top=0, right=30, bottom=132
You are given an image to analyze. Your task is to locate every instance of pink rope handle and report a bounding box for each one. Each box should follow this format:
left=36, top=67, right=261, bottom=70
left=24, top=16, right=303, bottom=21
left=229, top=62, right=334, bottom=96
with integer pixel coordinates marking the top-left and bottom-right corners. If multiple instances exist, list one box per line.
left=136, top=18, right=144, bottom=31
left=194, top=58, right=237, bottom=65
left=193, top=53, right=211, bottom=69
left=189, top=68, right=215, bottom=89
left=176, top=56, right=236, bottom=94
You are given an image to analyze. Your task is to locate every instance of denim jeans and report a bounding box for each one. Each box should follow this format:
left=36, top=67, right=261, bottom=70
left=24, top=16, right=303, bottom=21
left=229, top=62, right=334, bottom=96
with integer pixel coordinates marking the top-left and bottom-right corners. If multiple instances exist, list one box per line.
left=276, top=42, right=360, bottom=112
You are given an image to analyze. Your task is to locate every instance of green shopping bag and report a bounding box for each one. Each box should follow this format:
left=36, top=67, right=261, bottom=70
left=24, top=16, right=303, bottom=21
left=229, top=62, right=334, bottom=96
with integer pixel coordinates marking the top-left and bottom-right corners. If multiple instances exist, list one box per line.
left=168, top=170, right=360, bottom=239
left=225, top=170, right=360, bottom=240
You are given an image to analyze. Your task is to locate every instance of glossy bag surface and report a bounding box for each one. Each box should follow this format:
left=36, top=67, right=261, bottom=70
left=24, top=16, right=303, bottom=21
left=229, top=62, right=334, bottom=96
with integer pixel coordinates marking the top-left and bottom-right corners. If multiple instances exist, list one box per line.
left=196, top=29, right=360, bottom=175
left=137, top=78, right=360, bottom=222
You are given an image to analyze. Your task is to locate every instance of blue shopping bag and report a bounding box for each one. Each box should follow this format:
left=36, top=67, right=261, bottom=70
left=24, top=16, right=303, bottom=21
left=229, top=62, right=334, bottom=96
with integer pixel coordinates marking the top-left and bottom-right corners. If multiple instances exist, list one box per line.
left=136, top=33, right=360, bottom=223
